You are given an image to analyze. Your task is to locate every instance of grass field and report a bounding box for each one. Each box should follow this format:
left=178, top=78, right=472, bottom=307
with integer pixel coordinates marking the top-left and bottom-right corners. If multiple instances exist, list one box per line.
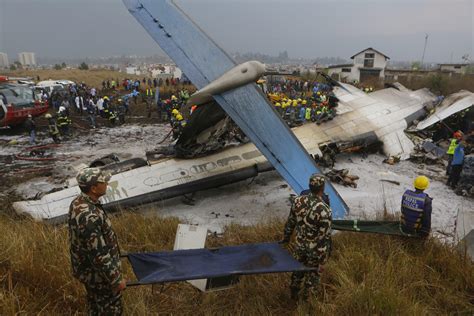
left=0, top=212, right=473, bottom=315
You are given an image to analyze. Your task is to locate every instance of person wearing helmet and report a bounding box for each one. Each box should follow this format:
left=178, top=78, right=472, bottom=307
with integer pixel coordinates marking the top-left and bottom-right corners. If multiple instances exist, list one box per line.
left=24, top=114, right=36, bottom=145
left=446, top=131, right=463, bottom=175
left=45, top=113, right=61, bottom=143
left=279, top=174, right=332, bottom=301
left=400, top=176, right=432, bottom=237
left=447, top=139, right=466, bottom=189
left=171, top=109, right=179, bottom=116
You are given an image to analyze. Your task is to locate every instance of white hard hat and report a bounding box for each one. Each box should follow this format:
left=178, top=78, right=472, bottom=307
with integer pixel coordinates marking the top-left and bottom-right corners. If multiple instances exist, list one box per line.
left=59, top=106, right=66, bottom=112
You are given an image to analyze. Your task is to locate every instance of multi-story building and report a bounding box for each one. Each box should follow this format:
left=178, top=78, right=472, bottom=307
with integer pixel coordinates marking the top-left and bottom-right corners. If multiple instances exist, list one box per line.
left=0, top=53, right=9, bottom=68
left=18, top=52, right=36, bottom=66
left=328, top=47, right=390, bottom=82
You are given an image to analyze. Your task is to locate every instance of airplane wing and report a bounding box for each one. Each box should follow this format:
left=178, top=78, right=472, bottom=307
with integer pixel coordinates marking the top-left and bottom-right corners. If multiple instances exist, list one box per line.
left=122, top=0, right=348, bottom=218
left=416, top=91, right=474, bottom=130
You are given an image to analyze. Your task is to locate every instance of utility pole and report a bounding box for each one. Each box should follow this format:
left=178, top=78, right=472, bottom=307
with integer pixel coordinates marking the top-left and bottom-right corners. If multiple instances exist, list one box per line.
left=421, top=33, right=429, bottom=69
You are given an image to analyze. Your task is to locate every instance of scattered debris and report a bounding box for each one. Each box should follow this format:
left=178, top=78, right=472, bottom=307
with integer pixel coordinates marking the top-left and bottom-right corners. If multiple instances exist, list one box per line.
left=383, top=156, right=400, bottom=165
left=325, top=169, right=359, bottom=188
left=380, top=179, right=401, bottom=186
left=409, top=140, right=446, bottom=165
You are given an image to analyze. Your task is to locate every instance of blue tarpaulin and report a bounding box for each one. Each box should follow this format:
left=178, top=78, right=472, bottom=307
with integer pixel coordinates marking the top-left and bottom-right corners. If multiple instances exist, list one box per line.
left=127, top=243, right=314, bottom=285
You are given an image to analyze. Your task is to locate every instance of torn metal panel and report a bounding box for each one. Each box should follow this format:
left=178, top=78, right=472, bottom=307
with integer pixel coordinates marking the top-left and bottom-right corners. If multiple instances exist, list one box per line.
left=416, top=90, right=474, bottom=130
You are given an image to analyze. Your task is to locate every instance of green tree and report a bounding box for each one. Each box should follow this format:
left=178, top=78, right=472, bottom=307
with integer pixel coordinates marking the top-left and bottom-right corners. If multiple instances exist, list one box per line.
left=428, top=74, right=447, bottom=95
left=54, top=64, right=62, bottom=70
left=78, top=62, right=89, bottom=70
left=411, top=61, right=421, bottom=70
left=9, top=64, right=16, bottom=70
left=61, top=62, right=66, bottom=69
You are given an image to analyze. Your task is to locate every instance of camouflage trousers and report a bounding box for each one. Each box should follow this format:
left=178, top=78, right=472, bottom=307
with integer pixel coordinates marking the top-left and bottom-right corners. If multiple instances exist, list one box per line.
left=290, top=247, right=321, bottom=298
left=85, top=285, right=122, bottom=316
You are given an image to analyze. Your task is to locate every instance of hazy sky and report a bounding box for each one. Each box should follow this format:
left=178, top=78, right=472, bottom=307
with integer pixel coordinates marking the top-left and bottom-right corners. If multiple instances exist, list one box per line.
left=0, top=0, right=472, bottom=63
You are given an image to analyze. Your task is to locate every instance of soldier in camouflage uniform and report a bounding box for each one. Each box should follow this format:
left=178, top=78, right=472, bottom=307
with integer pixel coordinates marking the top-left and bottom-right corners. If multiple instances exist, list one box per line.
left=68, top=168, right=126, bottom=315
left=280, top=174, right=332, bottom=300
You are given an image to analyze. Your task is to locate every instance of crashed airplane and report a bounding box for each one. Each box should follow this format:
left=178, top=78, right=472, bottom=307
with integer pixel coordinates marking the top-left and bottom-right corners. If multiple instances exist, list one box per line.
left=12, top=0, right=473, bottom=224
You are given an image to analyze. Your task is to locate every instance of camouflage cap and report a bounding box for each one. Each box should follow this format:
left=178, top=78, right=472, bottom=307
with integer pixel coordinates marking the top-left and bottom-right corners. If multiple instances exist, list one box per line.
left=309, top=173, right=325, bottom=190
left=76, top=168, right=111, bottom=187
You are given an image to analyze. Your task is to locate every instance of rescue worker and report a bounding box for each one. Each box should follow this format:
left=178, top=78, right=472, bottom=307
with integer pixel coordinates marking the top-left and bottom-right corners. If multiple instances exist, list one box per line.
left=45, top=113, right=61, bottom=143
left=172, top=113, right=186, bottom=139
left=117, top=99, right=126, bottom=125
left=68, top=168, right=126, bottom=315
left=446, top=131, right=463, bottom=175
left=24, top=114, right=36, bottom=145
left=57, top=107, right=72, bottom=137
left=305, top=107, right=312, bottom=121
left=280, top=174, right=332, bottom=301
left=400, top=176, right=432, bottom=237
left=108, top=109, right=118, bottom=126
left=447, top=140, right=466, bottom=189
left=274, top=102, right=282, bottom=115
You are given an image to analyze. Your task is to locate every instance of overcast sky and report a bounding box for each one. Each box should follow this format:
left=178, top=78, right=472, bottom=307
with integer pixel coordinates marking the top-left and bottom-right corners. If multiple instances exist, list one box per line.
left=0, top=0, right=472, bottom=63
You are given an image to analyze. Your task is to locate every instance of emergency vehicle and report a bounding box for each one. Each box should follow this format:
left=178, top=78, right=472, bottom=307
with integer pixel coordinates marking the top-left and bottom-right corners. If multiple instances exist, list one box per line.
left=0, top=76, right=49, bottom=127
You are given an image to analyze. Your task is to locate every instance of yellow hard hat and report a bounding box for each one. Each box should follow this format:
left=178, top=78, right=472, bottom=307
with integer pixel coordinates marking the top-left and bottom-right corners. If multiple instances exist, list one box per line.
left=275, top=102, right=281, bottom=107
left=302, top=100, right=307, bottom=105
left=292, top=100, right=298, bottom=106
left=297, top=98, right=302, bottom=102
left=103, top=96, right=109, bottom=100
left=414, top=176, right=429, bottom=190
left=172, top=109, right=179, bottom=115
left=171, top=95, right=177, bottom=100
left=176, top=114, right=183, bottom=121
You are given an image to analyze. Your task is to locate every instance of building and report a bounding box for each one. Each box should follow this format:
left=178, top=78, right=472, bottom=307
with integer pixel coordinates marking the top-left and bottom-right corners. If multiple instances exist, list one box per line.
left=328, top=48, right=390, bottom=82
left=0, top=53, right=9, bottom=68
left=150, top=64, right=182, bottom=79
left=438, top=63, right=468, bottom=75
left=18, top=52, right=36, bottom=66
left=125, top=66, right=141, bottom=76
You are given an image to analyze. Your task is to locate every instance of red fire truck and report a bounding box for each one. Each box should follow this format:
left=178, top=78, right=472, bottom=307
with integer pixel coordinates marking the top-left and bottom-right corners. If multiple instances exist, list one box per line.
left=0, top=76, right=49, bottom=128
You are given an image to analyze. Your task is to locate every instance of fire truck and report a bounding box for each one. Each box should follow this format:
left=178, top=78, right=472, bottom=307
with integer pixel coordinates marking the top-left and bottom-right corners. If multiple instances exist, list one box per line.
left=0, top=76, right=49, bottom=128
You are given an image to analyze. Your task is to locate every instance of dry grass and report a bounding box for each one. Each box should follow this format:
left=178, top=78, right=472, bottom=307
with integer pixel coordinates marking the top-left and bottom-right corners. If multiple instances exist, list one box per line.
left=0, top=211, right=473, bottom=315
left=397, top=73, right=474, bottom=95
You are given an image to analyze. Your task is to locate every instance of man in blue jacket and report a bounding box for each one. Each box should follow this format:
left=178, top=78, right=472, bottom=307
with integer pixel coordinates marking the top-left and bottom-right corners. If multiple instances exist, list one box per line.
left=447, top=140, right=466, bottom=188
left=401, top=176, right=433, bottom=237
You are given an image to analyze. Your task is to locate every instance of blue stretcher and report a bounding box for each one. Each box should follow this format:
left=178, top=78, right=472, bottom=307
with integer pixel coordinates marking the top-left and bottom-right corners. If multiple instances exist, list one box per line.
left=125, top=243, right=315, bottom=285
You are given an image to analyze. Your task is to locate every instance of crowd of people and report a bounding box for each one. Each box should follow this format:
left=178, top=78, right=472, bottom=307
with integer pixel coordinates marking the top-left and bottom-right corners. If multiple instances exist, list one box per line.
left=268, top=81, right=340, bottom=126
left=29, top=77, right=194, bottom=144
